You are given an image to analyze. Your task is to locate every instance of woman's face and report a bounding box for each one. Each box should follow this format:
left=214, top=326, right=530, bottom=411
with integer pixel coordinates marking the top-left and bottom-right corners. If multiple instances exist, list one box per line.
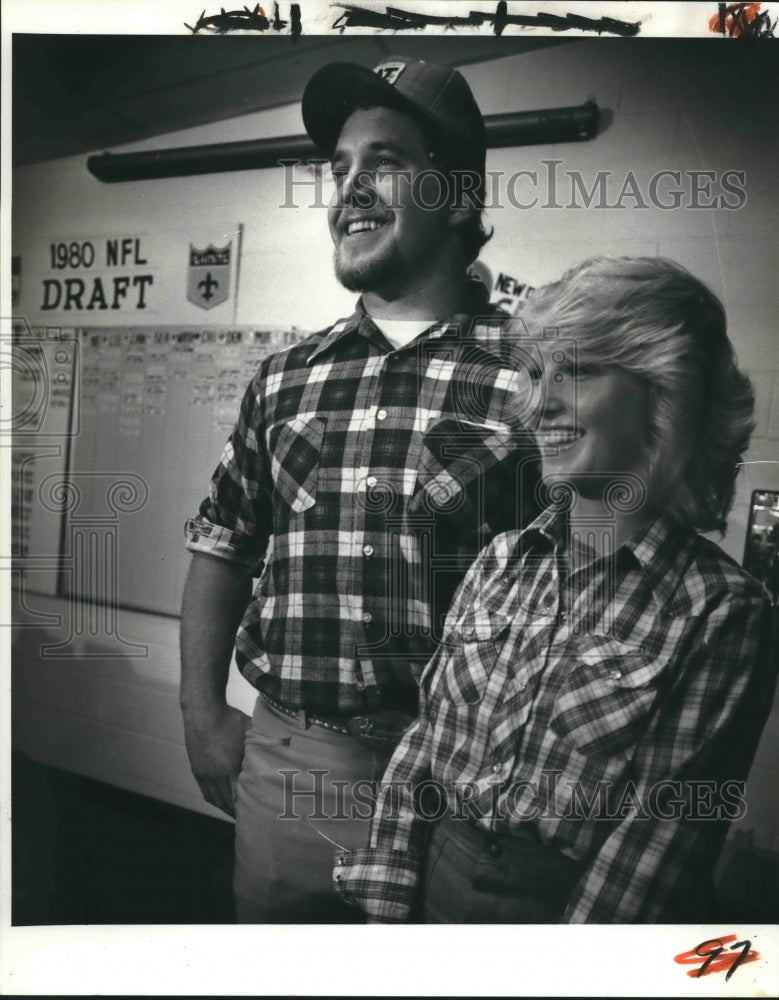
left=531, top=351, right=653, bottom=500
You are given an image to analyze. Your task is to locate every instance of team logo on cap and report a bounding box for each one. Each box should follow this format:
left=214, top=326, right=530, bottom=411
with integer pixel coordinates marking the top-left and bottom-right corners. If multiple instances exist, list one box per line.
left=373, top=61, right=406, bottom=85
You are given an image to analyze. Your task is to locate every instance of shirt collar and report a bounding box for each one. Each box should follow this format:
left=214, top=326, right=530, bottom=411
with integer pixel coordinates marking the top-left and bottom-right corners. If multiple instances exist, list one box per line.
left=621, top=511, right=697, bottom=611
left=517, top=507, right=695, bottom=611
left=520, top=506, right=567, bottom=551
left=306, top=279, right=497, bottom=365
left=306, top=302, right=370, bottom=365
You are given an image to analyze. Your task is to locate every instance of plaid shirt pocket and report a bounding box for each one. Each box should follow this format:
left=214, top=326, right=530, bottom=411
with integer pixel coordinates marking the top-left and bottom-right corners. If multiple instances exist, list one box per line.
left=548, top=634, right=666, bottom=758
left=440, top=610, right=511, bottom=705
left=269, top=416, right=325, bottom=515
left=411, top=419, right=516, bottom=529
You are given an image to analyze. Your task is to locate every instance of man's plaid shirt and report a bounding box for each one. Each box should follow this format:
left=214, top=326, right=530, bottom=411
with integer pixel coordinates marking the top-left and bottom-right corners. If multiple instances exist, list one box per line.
left=185, top=289, right=540, bottom=714
left=333, top=506, right=775, bottom=922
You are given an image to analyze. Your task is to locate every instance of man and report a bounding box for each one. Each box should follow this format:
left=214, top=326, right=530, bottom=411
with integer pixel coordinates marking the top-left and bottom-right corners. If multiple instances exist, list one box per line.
left=332, top=255, right=776, bottom=923
left=180, top=55, right=540, bottom=923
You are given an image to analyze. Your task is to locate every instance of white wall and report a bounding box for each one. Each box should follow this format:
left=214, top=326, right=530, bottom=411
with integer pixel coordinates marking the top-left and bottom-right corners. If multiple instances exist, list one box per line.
left=12, top=39, right=779, bottom=841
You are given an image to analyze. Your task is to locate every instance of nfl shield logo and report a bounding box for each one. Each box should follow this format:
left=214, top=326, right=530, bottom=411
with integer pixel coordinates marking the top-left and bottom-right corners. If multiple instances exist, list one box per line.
left=187, top=241, right=232, bottom=309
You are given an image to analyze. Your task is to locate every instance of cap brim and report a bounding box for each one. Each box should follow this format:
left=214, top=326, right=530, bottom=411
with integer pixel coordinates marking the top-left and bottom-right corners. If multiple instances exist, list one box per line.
left=302, top=62, right=427, bottom=157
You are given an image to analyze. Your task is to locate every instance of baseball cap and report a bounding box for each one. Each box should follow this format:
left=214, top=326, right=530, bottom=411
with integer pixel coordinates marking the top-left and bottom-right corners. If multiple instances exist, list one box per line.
left=301, top=56, right=486, bottom=177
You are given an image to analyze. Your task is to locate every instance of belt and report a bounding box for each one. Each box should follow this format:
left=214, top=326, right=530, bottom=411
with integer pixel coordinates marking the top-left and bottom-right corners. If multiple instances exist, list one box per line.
left=258, top=689, right=351, bottom=735
left=258, top=688, right=416, bottom=751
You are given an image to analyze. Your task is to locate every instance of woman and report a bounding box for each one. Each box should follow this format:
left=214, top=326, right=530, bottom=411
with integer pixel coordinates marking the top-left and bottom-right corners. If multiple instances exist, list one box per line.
left=331, top=256, right=775, bottom=923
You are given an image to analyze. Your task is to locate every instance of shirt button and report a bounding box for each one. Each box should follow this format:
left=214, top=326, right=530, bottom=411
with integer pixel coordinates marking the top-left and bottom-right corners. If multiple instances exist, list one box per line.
left=355, top=674, right=365, bottom=692
left=487, top=840, right=503, bottom=858
left=609, top=669, right=623, bottom=681
left=362, top=612, right=373, bottom=624
left=366, top=475, right=378, bottom=488
left=464, top=626, right=476, bottom=638
left=517, top=679, right=527, bottom=692
left=491, top=761, right=503, bottom=773
left=376, top=409, right=388, bottom=421
left=362, top=544, right=374, bottom=556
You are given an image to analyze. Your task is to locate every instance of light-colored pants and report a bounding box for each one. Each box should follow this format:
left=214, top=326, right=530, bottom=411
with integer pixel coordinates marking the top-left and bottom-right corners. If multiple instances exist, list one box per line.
left=233, top=694, right=391, bottom=923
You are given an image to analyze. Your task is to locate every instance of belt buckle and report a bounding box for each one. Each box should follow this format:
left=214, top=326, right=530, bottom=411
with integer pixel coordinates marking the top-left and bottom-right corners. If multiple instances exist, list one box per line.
left=344, top=708, right=415, bottom=751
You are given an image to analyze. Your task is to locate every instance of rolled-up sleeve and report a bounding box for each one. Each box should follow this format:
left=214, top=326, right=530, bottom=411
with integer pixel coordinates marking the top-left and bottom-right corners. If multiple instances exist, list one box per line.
left=184, top=372, right=273, bottom=576
left=333, top=846, right=425, bottom=923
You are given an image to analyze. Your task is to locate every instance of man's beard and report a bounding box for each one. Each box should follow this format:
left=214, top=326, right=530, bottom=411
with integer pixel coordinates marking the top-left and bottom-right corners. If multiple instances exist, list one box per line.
left=333, top=245, right=401, bottom=294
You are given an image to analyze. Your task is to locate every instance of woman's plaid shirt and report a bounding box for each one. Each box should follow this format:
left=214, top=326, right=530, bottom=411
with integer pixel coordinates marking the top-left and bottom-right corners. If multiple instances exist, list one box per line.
left=185, top=294, right=541, bottom=714
left=333, top=507, right=775, bottom=922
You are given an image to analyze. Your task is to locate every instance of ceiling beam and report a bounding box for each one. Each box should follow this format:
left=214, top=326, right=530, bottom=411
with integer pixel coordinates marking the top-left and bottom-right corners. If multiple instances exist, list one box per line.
left=87, top=101, right=600, bottom=182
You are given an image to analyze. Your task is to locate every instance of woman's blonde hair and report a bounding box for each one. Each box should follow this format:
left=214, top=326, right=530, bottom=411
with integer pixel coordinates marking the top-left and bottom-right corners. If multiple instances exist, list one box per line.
left=511, top=256, right=754, bottom=533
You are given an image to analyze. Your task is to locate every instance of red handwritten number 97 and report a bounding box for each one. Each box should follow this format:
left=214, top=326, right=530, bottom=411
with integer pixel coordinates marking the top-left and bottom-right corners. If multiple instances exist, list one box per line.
left=674, top=934, right=760, bottom=980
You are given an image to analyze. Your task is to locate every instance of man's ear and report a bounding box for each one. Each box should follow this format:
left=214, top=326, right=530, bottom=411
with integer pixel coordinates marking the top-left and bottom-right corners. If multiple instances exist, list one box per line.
left=447, top=203, right=475, bottom=233
left=444, top=167, right=483, bottom=232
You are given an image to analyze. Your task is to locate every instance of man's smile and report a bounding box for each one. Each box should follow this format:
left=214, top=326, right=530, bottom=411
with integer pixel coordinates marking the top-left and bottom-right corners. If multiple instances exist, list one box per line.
left=345, top=218, right=391, bottom=236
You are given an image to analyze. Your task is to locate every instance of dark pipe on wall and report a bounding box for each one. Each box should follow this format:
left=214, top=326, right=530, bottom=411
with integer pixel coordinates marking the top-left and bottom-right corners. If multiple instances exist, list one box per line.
left=87, top=102, right=600, bottom=182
